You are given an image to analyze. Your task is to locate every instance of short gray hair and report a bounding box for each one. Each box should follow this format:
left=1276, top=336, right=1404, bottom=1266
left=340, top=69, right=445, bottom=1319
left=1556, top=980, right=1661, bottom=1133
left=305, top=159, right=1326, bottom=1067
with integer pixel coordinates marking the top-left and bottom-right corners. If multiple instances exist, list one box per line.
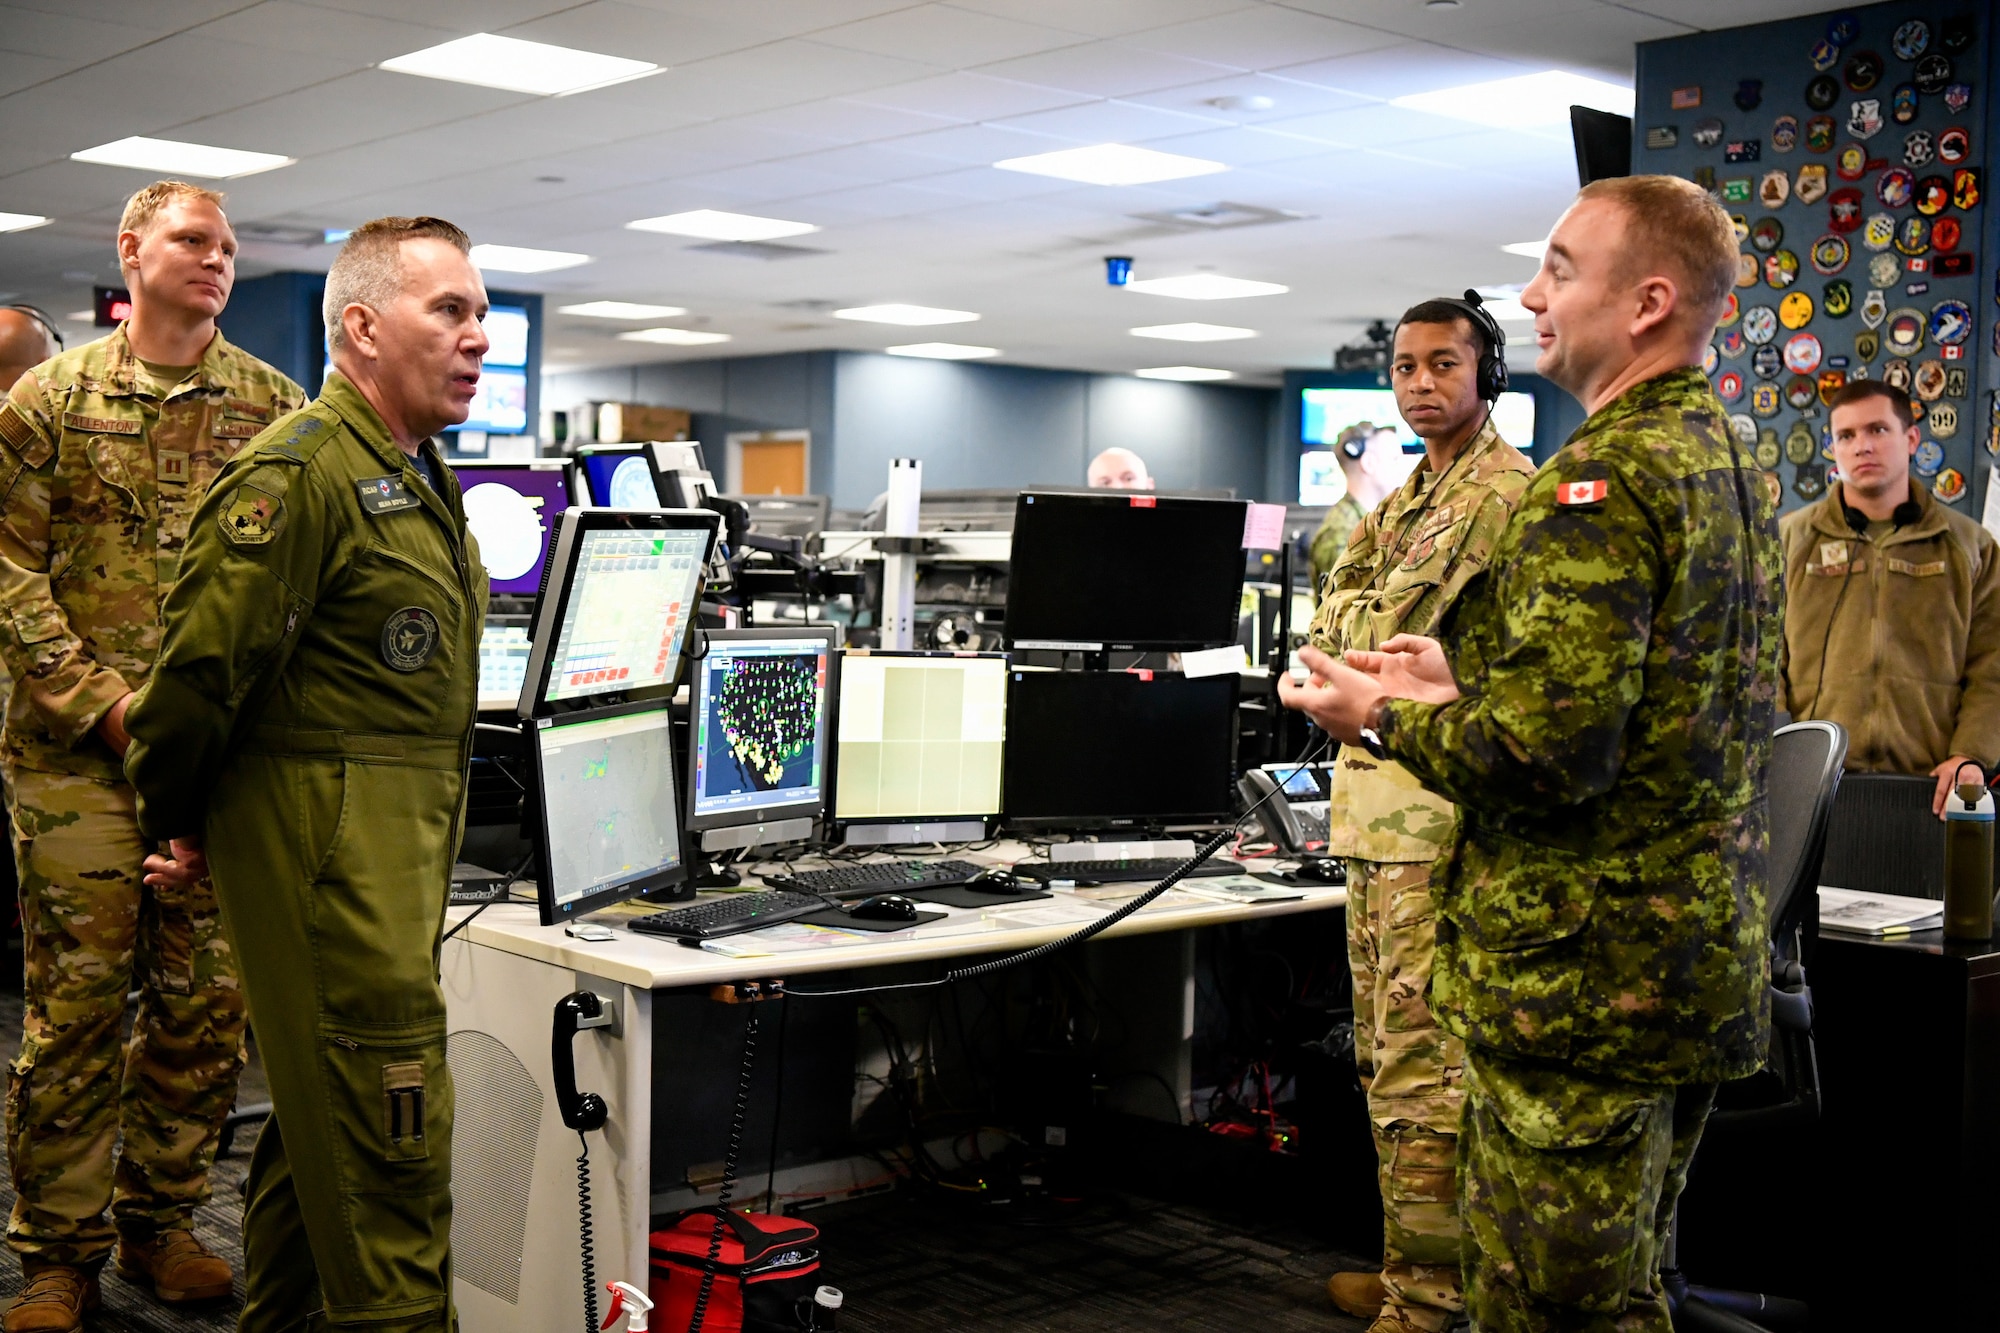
left=323, top=215, right=471, bottom=353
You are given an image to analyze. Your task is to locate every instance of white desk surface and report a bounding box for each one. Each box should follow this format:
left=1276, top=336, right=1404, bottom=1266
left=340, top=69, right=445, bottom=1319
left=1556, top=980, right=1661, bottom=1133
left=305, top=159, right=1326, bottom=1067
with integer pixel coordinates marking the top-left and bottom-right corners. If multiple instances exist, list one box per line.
left=447, top=845, right=1345, bottom=991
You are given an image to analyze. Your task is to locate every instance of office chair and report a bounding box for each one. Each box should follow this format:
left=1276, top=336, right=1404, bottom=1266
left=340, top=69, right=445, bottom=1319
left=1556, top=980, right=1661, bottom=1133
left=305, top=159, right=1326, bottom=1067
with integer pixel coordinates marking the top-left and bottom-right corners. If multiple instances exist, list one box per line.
left=1814, top=771, right=1945, bottom=899
left=1663, top=720, right=1846, bottom=1333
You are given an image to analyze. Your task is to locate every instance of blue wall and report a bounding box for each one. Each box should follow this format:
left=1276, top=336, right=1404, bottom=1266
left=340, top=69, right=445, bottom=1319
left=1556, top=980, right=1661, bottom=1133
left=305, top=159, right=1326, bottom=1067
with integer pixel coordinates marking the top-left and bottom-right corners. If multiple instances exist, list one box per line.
left=544, top=351, right=1280, bottom=509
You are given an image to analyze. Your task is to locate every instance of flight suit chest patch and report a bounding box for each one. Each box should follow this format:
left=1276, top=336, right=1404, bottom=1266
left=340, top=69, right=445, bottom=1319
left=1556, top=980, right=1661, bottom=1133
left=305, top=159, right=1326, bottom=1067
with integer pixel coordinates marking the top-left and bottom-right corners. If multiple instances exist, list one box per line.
left=356, top=474, right=421, bottom=516
left=381, top=607, right=440, bottom=672
left=220, top=483, right=285, bottom=546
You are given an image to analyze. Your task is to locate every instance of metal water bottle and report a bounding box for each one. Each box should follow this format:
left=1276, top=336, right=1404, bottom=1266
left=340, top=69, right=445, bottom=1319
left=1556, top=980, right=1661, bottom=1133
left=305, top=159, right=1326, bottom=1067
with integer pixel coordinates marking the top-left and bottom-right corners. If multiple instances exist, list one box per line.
left=1943, top=775, right=1995, bottom=941
left=809, top=1285, right=843, bottom=1331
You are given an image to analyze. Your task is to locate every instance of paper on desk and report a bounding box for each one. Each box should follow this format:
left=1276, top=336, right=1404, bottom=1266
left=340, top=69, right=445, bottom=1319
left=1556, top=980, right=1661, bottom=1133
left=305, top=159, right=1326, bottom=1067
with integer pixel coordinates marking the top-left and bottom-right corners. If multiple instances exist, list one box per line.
left=1176, top=880, right=1309, bottom=904
left=982, top=900, right=1109, bottom=929
left=1817, top=886, right=1944, bottom=936
left=697, top=923, right=875, bottom=957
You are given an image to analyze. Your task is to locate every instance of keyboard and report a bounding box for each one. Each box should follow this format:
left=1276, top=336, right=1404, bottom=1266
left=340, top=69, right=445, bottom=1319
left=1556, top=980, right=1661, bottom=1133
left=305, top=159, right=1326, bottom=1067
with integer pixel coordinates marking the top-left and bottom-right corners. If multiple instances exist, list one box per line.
left=762, top=859, right=986, bottom=899
left=1013, top=857, right=1242, bottom=884
left=628, top=890, right=831, bottom=940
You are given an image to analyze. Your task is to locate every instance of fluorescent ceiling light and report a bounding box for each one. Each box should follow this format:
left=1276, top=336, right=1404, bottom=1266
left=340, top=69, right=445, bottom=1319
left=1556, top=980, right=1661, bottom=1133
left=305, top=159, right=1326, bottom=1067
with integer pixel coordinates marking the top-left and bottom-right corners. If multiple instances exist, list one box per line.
left=1130, top=323, right=1256, bottom=342
left=1501, top=240, right=1548, bottom=260
left=834, top=304, right=979, bottom=326
left=379, top=33, right=659, bottom=97
left=627, top=210, right=817, bottom=242
left=0, top=213, right=50, bottom=233
left=1135, top=366, right=1233, bottom=381
left=66, top=311, right=93, bottom=322
left=1474, top=286, right=1532, bottom=322
left=993, top=143, right=1227, bottom=186
left=559, top=300, right=688, bottom=319
left=70, top=137, right=294, bottom=179
left=1125, top=274, right=1287, bottom=300
left=1391, top=70, right=1633, bottom=129
left=886, top=343, right=999, bottom=360
left=618, top=327, right=732, bottom=345
left=469, top=243, right=590, bottom=273
left=323, top=228, right=352, bottom=244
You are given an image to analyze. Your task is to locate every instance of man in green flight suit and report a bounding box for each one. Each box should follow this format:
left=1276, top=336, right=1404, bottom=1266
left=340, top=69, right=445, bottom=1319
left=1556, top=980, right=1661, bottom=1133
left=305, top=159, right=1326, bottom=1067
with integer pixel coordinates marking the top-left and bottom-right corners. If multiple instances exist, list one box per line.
left=1280, top=175, right=1781, bottom=1331
left=123, top=216, right=491, bottom=1332
left=0, top=181, right=302, bottom=1332
left=1312, top=297, right=1535, bottom=1332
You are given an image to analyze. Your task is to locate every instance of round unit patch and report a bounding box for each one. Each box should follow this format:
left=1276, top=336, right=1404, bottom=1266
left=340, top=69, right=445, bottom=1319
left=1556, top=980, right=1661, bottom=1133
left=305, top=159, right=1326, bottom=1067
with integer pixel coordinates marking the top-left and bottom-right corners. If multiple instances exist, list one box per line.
left=1914, top=439, right=1946, bottom=477
left=1782, top=332, right=1823, bottom=374
left=1914, top=174, right=1951, bottom=214
left=1736, top=252, right=1760, bottom=287
left=1891, top=84, right=1919, bottom=124
left=1930, top=403, right=1959, bottom=439
left=1892, top=19, right=1930, bottom=61
left=1718, top=292, right=1740, bottom=327
left=1703, top=343, right=1720, bottom=375
left=1913, top=54, right=1953, bottom=96
left=1810, top=234, right=1849, bottom=274
left=380, top=607, right=441, bottom=673
left=1835, top=143, right=1868, bottom=179
left=1780, top=291, right=1816, bottom=327
left=1743, top=305, right=1778, bottom=344
left=1930, top=299, right=1972, bottom=346
left=1751, top=383, right=1783, bottom=418
left=1939, top=127, right=1970, bottom=164
left=1877, top=167, right=1915, bottom=206
left=1717, top=370, right=1744, bottom=402
left=1752, top=344, right=1784, bottom=379
left=1862, top=213, right=1897, bottom=250
left=1844, top=50, right=1882, bottom=91
left=1806, top=75, right=1840, bottom=110
left=1750, top=217, right=1784, bottom=252
left=1882, top=358, right=1913, bottom=391
left=1773, top=116, right=1800, bottom=152
left=1913, top=359, right=1947, bottom=401
left=1783, top=374, right=1818, bottom=410
left=1868, top=251, right=1903, bottom=287
left=1884, top=307, right=1926, bottom=356
left=1765, top=250, right=1800, bottom=288
left=1823, top=279, right=1853, bottom=317
left=1904, top=129, right=1935, bottom=166
left=1896, top=216, right=1931, bottom=255
left=1729, top=412, right=1758, bottom=445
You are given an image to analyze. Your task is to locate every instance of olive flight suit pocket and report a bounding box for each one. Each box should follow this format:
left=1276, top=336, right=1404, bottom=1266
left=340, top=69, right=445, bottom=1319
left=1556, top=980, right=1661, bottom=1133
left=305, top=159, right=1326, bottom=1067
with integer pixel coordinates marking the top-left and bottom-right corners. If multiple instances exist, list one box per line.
left=324, top=1025, right=451, bottom=1172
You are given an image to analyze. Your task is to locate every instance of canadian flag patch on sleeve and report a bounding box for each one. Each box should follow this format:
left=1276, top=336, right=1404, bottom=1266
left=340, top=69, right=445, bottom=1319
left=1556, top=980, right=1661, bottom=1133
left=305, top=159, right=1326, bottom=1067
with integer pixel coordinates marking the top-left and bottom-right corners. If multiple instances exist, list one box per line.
left=1557, top=479, right=1608, bottom=506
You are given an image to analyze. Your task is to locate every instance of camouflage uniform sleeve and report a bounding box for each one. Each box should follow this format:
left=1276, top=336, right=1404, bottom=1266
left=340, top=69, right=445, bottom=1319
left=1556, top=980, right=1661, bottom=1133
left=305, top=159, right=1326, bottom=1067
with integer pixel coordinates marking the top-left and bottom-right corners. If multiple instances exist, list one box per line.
left=1383, top=466, right=1656, bottom=815
left=1307, top=504, right=1383, bottom=652
left=124, top=441, right=339, bottom=840
left=1429, top=477, right=1526, bottom=621
left=1950, top=524, right=2000, bottom=766
left=0, top=372, right=136, bottom=746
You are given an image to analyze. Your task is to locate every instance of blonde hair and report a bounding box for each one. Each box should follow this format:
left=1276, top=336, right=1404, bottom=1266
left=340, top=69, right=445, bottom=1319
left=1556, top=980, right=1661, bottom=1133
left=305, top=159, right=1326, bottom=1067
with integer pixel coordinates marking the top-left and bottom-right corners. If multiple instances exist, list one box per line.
left=1576, top=175, right=1738, bottom=326
left=118, top=181, right=227, bottom=240
left=322, top=216, right=472, bottom=353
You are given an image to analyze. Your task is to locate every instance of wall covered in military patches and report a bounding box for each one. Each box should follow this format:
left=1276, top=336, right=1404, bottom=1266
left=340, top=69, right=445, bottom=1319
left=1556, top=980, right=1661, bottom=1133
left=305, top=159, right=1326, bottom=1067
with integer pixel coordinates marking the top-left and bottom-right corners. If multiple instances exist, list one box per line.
left=1634, top=0, right=1992, bottom=519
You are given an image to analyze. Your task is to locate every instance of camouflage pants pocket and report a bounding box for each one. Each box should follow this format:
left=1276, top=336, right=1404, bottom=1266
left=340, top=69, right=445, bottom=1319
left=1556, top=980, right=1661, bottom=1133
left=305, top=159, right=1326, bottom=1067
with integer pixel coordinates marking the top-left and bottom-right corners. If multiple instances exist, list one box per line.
left=142, top=870, right=221, bottom=997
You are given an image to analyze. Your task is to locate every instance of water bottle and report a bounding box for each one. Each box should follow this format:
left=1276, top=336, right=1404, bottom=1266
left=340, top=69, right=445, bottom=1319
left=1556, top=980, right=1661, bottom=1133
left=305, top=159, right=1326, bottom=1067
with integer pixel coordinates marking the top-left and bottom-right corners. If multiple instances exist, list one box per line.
left=1943, top=774, right=1994, bottom=941
left=808, top=1285, right=843, bottom=1331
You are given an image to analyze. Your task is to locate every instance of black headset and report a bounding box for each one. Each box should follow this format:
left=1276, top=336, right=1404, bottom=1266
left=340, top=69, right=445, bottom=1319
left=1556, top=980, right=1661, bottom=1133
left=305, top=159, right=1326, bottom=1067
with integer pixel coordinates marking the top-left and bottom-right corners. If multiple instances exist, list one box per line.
left=1337, top=423, right=1377, bottom=460
left=4, top=304, right=65, bottom=353
left=1422, top=289, right=1509, bottom=401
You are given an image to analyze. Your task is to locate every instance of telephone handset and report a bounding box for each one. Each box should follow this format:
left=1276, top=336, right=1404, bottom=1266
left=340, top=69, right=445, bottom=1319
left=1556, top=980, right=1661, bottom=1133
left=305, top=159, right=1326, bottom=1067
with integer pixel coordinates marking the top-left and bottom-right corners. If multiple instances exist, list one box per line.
left=553, top=991, right=610, bottom=1132
left=1239, top=762, right=1334, bottom=856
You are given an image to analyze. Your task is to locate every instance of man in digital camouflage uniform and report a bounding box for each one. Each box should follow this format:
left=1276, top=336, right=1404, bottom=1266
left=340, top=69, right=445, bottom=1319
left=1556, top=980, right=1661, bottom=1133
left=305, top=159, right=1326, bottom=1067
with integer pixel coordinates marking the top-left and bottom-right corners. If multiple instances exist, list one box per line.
left=126, top=215, right=487, bottom=1333
left=1312, top=298, right=1534, bottom=1332
left=1281, top=175, right=1780, bottom=1331
left=0, top=182, right=301, bottom=1332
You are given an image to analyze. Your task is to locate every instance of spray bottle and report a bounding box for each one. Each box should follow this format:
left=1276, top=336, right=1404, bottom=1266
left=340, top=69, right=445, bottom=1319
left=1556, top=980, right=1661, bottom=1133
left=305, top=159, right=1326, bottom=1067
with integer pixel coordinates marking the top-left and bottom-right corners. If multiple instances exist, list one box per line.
left=602, top=1280, right=653, bottom=1332
left=1943, top=762, right=1994, bottom=941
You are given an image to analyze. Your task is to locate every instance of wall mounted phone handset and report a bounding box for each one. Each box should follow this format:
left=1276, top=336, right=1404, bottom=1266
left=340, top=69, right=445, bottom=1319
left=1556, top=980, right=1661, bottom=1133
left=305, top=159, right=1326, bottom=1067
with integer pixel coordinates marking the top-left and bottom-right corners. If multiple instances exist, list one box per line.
left=555, top=991, right=614, bottom=1333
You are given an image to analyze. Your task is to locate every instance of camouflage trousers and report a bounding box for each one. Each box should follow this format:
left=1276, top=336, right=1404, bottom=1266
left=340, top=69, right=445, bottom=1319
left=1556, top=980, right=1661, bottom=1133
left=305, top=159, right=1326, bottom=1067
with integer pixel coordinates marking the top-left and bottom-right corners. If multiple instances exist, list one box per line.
left=1347, top=857, right=1465, bottom=1330
left=1460, top=1045, right=1716, bottom=1333
left=3, top=768, right=247, bottom=1265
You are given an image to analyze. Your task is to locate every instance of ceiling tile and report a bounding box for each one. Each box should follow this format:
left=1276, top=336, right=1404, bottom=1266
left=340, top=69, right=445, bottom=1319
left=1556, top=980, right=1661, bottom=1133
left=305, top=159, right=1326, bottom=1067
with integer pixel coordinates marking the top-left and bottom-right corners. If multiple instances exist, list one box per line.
left=0, top=47, right=70, bottom=100
left=166, top=70, right=535, bottom=160
left=992, top=97, right=1223, bottom=145
left=1271, top=40, right=1529, bottom=97
left=194, top=2, right=450, bottom=62
left=295, top=0, right=582, bottom=28
left=1125, top=6, right=1399, bottom=70
left=1121, top=71, right=1372, bottom=122
left=5, top=0, right=255, bottom=31
left=614, top=0, right=929, bottom=39
left=848, top=70, right=1085, bottom=121
left=973, top=39, right=1238, bottom=94
left=814, top=4, right=1086, bottom=67
left=1138, top=124, right=1350, bottom=166
left=0, top=5, right=159, bottom=62
left=670, top=160, right=874, bottom=205
left=499, top=1, right=776, bottom=66
left=879, top=122, right=1067, bottom=165
left=945, top=0, right=1255, bottom=39
left=1450, top=4, right=1684, bottom=78
left=676, top=39, right=945, bottom=100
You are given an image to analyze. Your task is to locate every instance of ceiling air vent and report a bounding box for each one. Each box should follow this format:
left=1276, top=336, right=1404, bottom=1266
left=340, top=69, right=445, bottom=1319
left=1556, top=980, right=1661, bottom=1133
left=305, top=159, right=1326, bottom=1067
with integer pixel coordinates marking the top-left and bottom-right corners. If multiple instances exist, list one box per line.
left=1129, top=201, right=1309, bottom=231
left=687, top=241, right=829, bottom=261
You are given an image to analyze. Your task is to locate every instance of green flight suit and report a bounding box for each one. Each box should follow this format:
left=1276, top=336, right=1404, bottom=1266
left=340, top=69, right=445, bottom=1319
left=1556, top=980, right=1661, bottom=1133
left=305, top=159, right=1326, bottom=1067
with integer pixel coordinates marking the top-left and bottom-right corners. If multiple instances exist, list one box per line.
left=122, top=371, right=486, bottom=1332
left=1375, top=369, right=1784, bottom=1331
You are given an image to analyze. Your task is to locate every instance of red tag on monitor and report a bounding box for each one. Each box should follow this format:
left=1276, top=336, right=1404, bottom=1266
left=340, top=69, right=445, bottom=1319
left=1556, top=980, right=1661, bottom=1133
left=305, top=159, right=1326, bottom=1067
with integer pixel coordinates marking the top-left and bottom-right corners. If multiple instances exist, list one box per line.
left=1129, top=495, right=1156, bottom=508
left=1127, top=668, right=1153, bottom=681
left=1558, top=479, right=1608, bottom=506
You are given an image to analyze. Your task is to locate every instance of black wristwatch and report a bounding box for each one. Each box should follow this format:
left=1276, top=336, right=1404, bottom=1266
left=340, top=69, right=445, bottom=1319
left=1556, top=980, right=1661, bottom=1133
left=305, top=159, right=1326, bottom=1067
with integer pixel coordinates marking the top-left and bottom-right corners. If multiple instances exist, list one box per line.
left=1357, top=698, right=1392, bottom=760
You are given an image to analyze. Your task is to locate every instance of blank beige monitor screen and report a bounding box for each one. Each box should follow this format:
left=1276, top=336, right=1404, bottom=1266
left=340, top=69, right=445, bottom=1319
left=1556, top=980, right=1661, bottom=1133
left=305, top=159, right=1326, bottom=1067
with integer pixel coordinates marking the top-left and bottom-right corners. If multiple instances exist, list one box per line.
left=835, top=654, right=1006, bottom=820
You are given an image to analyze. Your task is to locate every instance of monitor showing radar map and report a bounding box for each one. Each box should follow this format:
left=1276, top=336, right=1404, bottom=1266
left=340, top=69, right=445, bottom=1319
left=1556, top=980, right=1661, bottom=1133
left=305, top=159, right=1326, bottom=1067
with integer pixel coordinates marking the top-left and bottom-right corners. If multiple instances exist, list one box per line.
left=515, top=507, right=721, bottom=716
left=529, top=699, right=686, bottom=923
left=686, top=628, right=838, bottom=835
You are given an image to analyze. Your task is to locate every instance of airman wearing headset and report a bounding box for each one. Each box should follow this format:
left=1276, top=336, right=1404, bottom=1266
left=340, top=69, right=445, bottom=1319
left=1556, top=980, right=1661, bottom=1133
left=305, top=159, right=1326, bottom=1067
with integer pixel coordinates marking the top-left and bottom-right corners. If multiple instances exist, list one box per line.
left=0, top=306, right=60, bottom=395
left=1781, top=378, right=2000, bottom=816
left=1304, top=292, right=1536, bottom=1333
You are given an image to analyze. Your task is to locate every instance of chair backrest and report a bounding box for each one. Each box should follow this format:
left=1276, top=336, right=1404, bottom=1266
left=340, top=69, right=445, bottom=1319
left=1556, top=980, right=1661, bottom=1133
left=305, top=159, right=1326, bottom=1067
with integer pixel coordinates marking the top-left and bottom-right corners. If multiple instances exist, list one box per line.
left=1815, top=771, right=1945, bottom=900
left=1767, top=721, right=1847, bottom=950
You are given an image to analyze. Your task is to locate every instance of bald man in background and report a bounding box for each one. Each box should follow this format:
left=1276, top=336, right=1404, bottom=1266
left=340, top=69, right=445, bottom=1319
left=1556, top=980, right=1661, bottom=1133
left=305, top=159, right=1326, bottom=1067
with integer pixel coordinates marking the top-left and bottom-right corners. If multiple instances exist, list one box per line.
left=1087, top=446, right=1153, bottom=489
left=0, top=310, right=56, bottom=394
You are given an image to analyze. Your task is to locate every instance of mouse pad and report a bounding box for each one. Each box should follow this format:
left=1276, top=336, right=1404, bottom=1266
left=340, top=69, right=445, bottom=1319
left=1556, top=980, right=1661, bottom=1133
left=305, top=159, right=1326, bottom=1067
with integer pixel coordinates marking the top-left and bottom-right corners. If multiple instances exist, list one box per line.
left=904, top=884, right=1054, bottom=909
left=793, top=906, right=949, bottom=933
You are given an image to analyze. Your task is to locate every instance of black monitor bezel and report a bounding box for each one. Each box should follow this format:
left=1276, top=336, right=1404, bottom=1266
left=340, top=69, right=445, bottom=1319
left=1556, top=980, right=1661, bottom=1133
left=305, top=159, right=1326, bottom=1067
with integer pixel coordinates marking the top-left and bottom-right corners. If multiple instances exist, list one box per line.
left=573, top=444, right=673, bottom=508
left=831, top=649, right=1010, bottom=830
left=515, top=507, right=721, bottom=719
left=1003, top=490, right=1250, bottom=651
left=684, top=626, right=843, bottom=835
left=528, top=697, right=688, bottom=926
left=1000, top=668, right=1241, bottom=832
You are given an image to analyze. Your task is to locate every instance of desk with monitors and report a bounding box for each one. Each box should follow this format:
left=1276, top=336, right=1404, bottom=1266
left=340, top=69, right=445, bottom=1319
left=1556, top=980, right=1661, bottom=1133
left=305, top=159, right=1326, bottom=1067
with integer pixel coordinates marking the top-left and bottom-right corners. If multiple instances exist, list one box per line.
left=575, top=444, right=669, bottom=508
left=685, top=627, right=838, bottom=852
left=833, top=650, right=1007, bottom=845
left=527, top=701, right=688, bottom=924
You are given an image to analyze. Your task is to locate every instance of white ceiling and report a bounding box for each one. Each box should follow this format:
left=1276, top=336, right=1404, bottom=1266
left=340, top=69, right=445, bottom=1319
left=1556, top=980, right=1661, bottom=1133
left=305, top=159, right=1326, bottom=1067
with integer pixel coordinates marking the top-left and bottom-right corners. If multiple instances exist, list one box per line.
left=0, top=0, right=1832, bottom=383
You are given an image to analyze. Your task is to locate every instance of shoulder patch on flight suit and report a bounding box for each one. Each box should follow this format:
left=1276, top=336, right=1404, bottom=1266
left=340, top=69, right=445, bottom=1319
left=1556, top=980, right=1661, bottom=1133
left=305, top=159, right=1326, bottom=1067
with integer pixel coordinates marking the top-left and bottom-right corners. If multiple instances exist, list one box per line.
left=61, top=413, right=140, bottom=435
left=355, top=474, right=421, bottom=516
left=380, top=607, right=440, bottom=672
left=218, top=466, right=292, bottom=547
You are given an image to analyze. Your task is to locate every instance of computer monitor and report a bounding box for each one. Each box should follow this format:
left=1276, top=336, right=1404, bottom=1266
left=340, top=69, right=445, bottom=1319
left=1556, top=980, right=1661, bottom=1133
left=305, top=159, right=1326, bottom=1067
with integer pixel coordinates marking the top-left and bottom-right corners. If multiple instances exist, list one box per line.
left=516, top=507, right=720, bottom=717
left=685, top=627, right=839, bottom=850
left=452, top=460, right=578, bottom=597
left=477, top=617, right=532, bottom=712
left=833, top=651, right=1007, bottom=844
left=1005, top=491, right=1249, bottom=650
left=528, top=699, right=688, bottom=925
left=575, top=445, right=667, bottom=508
left=1002, top=670, right=1239, bottom=830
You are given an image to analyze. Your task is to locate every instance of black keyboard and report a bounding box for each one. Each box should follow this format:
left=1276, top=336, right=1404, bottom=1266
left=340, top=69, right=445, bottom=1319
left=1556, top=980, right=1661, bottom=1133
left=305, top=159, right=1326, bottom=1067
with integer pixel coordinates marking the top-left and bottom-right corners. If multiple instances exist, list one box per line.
left=1013, top=857, right=1241, bottom=884
left=628, top=890, right=831, bottom=940
left=763, top=859, right=986, bottom=899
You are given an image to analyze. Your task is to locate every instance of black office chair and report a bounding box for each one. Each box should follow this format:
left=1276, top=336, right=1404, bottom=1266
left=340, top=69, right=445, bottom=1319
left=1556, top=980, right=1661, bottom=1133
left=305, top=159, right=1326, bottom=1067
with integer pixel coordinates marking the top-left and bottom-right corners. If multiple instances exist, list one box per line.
left=1664, top=720, right=1846, bottom=1333
left=1814, top=771, right=1946, bottom=899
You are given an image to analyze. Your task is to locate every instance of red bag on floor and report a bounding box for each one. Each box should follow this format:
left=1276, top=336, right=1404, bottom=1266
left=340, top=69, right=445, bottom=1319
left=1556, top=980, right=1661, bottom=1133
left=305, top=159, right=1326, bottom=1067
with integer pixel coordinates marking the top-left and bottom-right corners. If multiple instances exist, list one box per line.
left=649, top=1207, right=823, bottom=1333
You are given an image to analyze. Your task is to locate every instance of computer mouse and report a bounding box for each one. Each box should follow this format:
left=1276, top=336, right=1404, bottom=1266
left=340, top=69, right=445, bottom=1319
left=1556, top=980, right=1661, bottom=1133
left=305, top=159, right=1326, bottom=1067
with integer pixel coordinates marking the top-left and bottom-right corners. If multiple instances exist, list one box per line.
left=1294, top=856, right=1347, bottom=885
left=849, top=894, right=921, bottom=922
left=966, top=867, right=1029, bottom=894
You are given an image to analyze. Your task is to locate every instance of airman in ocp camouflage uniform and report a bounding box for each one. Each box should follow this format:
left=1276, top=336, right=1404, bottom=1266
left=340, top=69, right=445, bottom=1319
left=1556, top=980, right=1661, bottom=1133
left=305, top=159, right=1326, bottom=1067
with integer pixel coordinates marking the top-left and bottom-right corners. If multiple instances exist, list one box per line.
left=1308, top=305, right=1534, bottom=1333
left=0, top=180, right=302, bottom=1330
